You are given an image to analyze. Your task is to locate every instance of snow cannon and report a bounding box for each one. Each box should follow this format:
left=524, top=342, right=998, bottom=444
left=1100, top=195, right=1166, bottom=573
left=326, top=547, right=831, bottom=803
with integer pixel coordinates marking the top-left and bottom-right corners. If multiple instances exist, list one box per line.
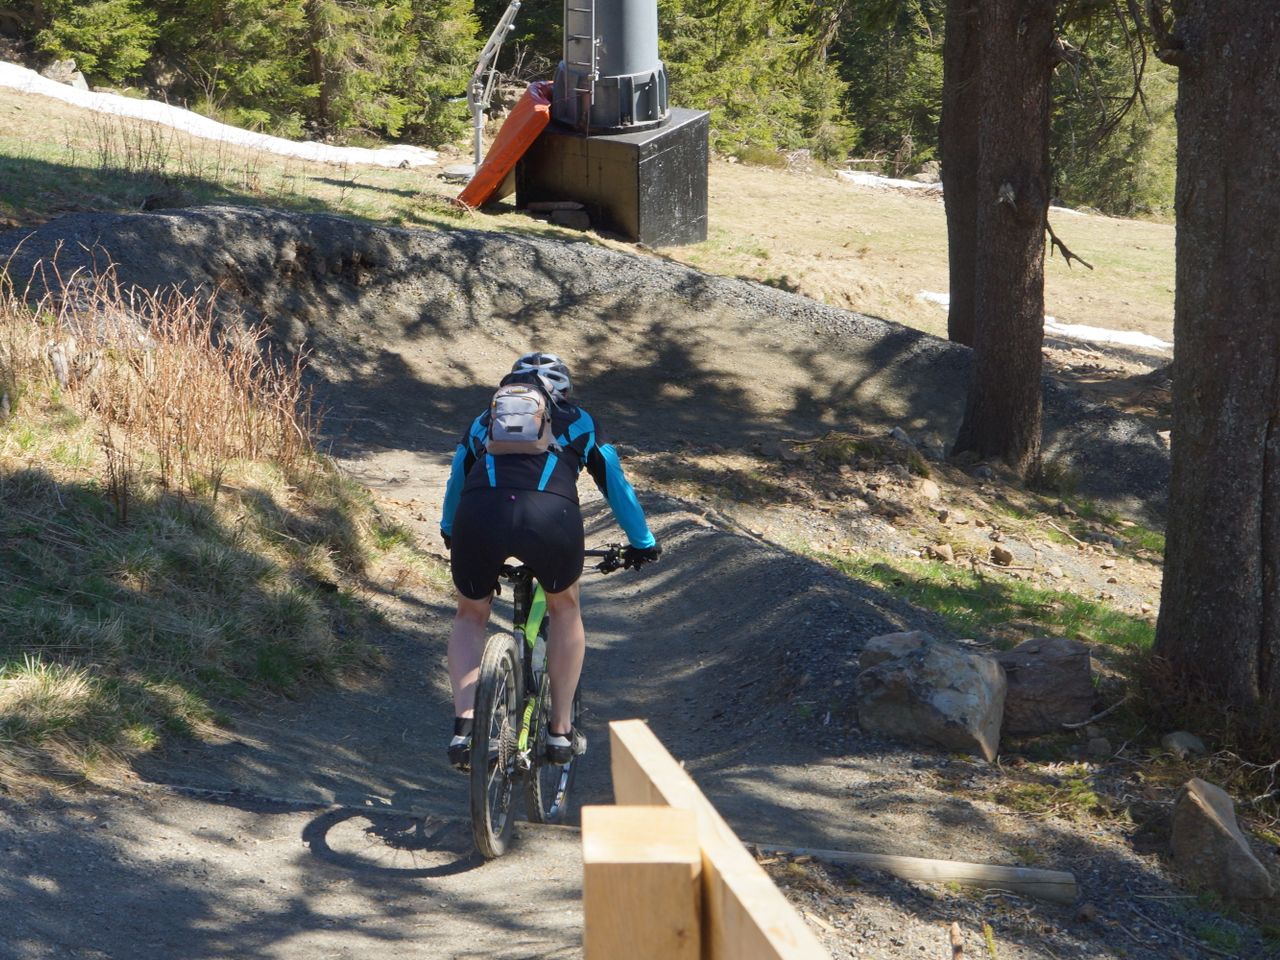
left=551, top=0, right=668, bottom=131
left=516, top=0, right=709, bottom=246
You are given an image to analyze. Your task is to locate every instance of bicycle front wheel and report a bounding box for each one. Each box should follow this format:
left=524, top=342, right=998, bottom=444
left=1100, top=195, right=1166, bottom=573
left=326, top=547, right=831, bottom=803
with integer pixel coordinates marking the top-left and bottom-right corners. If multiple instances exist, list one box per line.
left=526, top=681, right=581, bottom=824
left=470, top=632, right=522, bottom=858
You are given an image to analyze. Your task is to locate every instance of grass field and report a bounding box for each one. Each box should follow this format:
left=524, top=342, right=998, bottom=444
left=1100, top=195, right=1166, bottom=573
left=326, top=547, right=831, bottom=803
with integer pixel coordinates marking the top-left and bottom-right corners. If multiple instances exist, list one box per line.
left=0, top=85, right=1175, bottom=345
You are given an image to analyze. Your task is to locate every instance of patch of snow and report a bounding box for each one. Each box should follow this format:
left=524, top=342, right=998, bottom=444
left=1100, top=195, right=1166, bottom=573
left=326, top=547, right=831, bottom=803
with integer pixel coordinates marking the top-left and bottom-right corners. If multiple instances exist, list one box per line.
left=837, top=170, right=942, bottom=194
left=916, top=290, right=1173, bottom=350
left=1044, top=318, right=1172, bottom=351
left=0, top=60, right=438, bottom=168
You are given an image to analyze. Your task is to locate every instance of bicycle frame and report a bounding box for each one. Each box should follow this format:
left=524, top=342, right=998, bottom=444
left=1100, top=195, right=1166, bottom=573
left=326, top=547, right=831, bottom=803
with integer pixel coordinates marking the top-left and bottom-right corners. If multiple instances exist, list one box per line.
left=509, top=572, right=547, bottom=763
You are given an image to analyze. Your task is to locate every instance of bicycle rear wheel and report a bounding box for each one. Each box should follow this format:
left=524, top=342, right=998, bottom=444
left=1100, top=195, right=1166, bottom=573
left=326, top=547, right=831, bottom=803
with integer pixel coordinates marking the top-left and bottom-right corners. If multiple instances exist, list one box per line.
left=470, top=632, right=522, bottom=858
left=525, top=679, right=581, bottom=824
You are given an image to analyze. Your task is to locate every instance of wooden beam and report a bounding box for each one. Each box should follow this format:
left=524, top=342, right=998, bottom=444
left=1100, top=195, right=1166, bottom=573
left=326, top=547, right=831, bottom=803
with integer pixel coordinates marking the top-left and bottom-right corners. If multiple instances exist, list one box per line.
left=582, top=805, right=702, bottom=960
left=752, top=845, right=1077, bottom=905
left=609, top=719, right=830, bottom=960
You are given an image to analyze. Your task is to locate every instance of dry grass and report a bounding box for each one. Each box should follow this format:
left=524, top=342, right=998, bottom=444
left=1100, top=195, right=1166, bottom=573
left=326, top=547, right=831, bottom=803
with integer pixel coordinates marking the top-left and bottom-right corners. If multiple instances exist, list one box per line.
left=0, top=268, right=442, bottom=791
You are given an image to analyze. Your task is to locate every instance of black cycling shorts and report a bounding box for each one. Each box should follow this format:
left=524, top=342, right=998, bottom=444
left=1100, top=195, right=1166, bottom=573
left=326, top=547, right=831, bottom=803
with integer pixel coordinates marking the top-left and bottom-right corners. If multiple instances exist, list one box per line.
left=450, top=487, right=585, bottom=600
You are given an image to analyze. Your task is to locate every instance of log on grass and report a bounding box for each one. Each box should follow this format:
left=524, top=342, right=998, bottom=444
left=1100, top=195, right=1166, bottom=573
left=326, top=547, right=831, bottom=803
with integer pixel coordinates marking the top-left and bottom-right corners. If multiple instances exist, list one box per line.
left=753, top=845, right=1078, bottom=905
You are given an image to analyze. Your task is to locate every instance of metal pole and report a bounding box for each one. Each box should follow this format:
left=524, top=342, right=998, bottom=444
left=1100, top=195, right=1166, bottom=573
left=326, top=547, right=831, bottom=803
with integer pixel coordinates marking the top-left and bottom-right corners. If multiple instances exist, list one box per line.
left=468, top=0, right=523, bottom=168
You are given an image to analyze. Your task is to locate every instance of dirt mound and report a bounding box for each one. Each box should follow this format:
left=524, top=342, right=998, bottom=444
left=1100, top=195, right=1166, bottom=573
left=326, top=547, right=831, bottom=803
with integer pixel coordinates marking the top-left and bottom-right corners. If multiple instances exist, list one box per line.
left=0, top=205, right=1166, bottom=512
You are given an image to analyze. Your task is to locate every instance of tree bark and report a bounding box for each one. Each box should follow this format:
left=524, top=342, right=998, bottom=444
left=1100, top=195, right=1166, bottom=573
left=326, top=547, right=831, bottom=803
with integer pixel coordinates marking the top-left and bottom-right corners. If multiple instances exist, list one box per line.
left=1155, top=3, right=1280, bottom=737
left=940, top=0, right=980, bottom=346
left=950, top=0, right=1055, bottom=475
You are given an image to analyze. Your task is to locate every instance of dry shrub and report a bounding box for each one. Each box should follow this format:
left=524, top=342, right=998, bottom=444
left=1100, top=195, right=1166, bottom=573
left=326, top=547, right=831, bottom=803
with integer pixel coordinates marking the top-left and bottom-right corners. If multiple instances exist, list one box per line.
left=2, top=263, right=316, bottom=501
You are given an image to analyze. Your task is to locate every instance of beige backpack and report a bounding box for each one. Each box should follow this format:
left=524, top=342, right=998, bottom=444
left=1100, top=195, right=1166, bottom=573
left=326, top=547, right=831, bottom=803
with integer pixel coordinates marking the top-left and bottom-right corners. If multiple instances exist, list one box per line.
left=486, top=383, right=554, bottom=455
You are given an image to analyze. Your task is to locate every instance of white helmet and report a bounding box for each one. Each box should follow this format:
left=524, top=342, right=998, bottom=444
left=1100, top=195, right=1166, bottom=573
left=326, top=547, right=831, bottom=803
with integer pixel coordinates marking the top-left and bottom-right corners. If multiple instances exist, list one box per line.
left=511, top=351, right=572, bottom=402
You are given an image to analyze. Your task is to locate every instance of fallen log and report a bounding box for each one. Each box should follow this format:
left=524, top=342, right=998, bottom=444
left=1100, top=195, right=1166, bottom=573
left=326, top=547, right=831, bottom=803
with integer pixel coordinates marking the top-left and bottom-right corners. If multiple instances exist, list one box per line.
left=750, top=844, right=1078, bottom=905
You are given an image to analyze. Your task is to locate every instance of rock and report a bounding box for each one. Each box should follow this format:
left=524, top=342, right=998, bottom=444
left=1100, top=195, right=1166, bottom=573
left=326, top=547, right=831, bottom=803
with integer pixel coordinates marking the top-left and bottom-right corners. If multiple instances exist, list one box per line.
left=990, top=545, right=1014, bottom=566
left=1162, top=731, right=1208, bottom=760
left=855, top=632, right=1006, bottom=762
left=550, top=209, right=592, bottom=230
left=40, top=59, right=79, bottom=85
left=935, top=508, right=950, bottom=523
left=950, top=510, right=969, bottom=525
left=888, top=426, right=914, bottom=445
left=859, top=631, right=931, bottom=670
left=1087, top=737, right=1111, bottom=758
left=1106, top=576, right=1118, bottom=584
left=70, top=72, right=89, bottom=91
left=912, top=160, right=941, bottom=183
left=1100, top=559, right=1116, bottom=570
left=916, top=478, right=941, bottom=502
left=1171, top=778, right=1275, bottom=902
left=527, top=200, right=585, bottom=212
left=1075, top=903, right=1099, bottom=923
left=929, top=543, right=954, bottom=563
left=994, top=637, right=1094, bottom=734
left=973, top=464, right=995, bottom=480
left=1047, top=566, right=1065, bottom=579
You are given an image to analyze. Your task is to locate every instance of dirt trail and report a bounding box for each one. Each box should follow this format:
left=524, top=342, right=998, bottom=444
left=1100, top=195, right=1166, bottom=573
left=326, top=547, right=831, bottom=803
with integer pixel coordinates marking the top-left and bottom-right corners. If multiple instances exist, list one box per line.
left=2, top=209, right=1246, bottom=960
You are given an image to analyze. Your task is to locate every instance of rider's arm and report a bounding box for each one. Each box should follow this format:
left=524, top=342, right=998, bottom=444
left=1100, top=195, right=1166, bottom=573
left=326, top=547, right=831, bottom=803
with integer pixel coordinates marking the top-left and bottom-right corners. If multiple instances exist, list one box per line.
left=582, top=423, right=656, bottom=550
left=440, top=415, right=486, bottom=537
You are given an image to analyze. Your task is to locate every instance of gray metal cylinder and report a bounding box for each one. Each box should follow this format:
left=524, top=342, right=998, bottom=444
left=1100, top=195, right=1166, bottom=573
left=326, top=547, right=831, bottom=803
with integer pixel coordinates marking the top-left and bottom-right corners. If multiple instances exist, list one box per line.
left=552, top=0, right=669, bottom=131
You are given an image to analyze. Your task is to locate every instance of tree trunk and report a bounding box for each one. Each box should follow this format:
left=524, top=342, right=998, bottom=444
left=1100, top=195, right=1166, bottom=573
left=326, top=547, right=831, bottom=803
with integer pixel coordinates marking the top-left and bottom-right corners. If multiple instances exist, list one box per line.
left=306, top=0, right=333, bottom=133
left=1155, top=3, right=1280, bottom=737
left=951, top=0, right=1055, bottom=475
left=940, top=0, right=980, bottom=346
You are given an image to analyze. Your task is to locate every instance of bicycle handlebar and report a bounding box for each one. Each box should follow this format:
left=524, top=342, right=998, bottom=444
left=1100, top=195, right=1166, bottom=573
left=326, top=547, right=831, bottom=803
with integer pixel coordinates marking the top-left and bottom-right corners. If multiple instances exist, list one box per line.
left=497, top=543, right=640, bottom=583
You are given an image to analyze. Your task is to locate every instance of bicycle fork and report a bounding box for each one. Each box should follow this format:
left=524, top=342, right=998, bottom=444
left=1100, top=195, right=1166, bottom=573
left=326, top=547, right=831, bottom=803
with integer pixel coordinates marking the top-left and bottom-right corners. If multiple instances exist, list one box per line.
left=514, top=582, right=549, bottom=772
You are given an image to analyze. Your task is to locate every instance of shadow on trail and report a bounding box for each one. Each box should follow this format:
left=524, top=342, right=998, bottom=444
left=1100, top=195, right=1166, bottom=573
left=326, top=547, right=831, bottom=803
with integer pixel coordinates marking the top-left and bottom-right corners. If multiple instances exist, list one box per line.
left=0, top=206, right=1169, bottom=514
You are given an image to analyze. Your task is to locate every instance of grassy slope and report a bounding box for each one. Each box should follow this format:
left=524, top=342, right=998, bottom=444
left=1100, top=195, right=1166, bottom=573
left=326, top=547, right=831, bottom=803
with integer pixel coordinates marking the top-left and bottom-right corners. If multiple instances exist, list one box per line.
left=0, top=86, right=1175, bottom=344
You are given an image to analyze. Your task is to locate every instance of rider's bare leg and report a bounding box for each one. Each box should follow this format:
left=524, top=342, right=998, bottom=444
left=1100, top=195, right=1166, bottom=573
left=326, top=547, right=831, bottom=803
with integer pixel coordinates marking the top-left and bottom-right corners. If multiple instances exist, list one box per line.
left=544, top=581, right=585, bottom=734
left=448, top=592, right=493, bottom=718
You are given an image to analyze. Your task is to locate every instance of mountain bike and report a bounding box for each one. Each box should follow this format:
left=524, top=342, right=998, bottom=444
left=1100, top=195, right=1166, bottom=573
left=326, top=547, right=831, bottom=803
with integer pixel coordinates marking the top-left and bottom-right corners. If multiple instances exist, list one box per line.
left=469, top=544, right=634, bottom=859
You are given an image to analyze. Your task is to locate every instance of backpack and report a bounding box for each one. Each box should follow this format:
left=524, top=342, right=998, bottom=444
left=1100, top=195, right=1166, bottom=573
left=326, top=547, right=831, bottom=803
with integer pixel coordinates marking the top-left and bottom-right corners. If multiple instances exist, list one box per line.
left=486, top=382, right=555, bottom=455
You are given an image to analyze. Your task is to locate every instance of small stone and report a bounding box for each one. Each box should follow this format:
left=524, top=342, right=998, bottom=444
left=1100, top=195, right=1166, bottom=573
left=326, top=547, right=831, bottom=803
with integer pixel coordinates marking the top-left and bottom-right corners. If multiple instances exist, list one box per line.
left=917, top=478, right=941, bottom=502
left=550, top=209, right=592, bottom=230
left=990, top=545, right=1014, bottom=566
left=1047, top=566, right=1064, bottom=579
left=1163, top=731, right=1208, bottom=759
left=973, top=464, right=995, bottom=480
left=1085, top=725, right=1102, bottom=739
left=936, top=508, right=950, bottom=523
left=889, top=427, right=914, bottom=445
left=974, top=517, right=986, bottom=528
left=1140, top=602, right=1153, bottom=614
left=930, top=543, right=954, bottom=563
left=1087, top=737, right=1111, bottom=758
left=988, top=529, right=1003, bottom=541
left=1100, top=559, right=1116, bottom=570
left=1075, top=903, right=1099, bottom=923
left=1106, top=576, right=1118, bottom=584
left=951, top=510, right=970, bottom=525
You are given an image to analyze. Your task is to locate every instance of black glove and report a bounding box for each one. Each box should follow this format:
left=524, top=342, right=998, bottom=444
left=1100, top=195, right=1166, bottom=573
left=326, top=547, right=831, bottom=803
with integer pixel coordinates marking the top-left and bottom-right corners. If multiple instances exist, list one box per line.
left=442, top=531, right=452, bottom=550
left=624, top=543, right=661, bottom=568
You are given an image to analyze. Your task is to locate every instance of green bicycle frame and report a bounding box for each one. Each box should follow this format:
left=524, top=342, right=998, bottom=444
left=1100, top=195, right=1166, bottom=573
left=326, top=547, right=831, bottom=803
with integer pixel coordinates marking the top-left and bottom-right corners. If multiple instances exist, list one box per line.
left=516, top=582, right=548, bottom=753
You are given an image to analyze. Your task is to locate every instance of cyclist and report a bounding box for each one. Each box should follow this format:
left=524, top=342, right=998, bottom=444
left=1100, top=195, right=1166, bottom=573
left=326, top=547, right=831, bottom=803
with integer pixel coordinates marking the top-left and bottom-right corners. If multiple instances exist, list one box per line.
left=440, top=352, right=661, bottom=770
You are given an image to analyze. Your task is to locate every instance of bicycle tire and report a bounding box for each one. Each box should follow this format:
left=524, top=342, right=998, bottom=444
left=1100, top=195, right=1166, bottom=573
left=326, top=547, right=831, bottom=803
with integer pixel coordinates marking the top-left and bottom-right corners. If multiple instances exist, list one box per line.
left=470, top=632, right=522, bottom=858
left=525, top=678, right=581, bottom=825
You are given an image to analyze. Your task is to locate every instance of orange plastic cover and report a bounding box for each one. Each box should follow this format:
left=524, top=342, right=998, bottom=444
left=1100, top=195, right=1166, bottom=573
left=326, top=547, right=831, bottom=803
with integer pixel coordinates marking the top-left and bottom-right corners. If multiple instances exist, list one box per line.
left=457, top=81, right=553, bottom=209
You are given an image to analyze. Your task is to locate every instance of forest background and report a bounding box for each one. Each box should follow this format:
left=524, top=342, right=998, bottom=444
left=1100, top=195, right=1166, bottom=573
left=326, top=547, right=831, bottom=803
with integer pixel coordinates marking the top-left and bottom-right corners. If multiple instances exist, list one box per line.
left=0, top=0, right=1176, bottom=219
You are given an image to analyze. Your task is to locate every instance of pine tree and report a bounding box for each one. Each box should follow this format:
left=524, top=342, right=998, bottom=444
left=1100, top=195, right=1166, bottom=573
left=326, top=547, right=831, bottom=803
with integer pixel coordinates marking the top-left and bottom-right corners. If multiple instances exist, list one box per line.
left=34, top=0, right=157, bottom=85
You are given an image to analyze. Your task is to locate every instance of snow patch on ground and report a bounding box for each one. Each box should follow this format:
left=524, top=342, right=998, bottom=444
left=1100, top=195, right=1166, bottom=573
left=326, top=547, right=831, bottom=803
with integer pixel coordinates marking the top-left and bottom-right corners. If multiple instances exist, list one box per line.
left=837, top=170, right=942, bottom=194
left=0, top=61, right=438, bottom=168
left=915, top=291, right=1173, bottom=350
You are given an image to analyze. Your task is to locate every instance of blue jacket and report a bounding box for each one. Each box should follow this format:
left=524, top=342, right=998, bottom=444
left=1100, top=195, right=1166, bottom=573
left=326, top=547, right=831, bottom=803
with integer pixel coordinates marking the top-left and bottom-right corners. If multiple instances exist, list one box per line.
left=440, top=395, right=656, bottom=549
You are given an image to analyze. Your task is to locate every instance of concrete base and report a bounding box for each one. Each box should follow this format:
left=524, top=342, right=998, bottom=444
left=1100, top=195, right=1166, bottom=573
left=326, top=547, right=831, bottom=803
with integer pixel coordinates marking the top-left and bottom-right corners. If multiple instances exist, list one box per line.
left=516, top=108, right=709, bottom=247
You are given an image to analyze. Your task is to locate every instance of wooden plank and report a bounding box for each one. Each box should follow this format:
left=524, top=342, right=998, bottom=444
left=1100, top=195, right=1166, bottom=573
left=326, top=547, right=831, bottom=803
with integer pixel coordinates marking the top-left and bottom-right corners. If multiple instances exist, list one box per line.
left=582, top=805, right=702, bottom=960
left=609, top=719, right=830, bottom=960
left=752, top=845, right=1078, bottom=905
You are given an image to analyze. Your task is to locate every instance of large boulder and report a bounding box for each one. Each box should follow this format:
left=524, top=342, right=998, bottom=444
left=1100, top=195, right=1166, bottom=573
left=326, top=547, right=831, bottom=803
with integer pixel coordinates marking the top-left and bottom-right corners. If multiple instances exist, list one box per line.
left=993, top=636, right=1094, bottom=734
left=1171, top=778, right=1275, bottom=903
left=855, top=632, right=1006, bottom=762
